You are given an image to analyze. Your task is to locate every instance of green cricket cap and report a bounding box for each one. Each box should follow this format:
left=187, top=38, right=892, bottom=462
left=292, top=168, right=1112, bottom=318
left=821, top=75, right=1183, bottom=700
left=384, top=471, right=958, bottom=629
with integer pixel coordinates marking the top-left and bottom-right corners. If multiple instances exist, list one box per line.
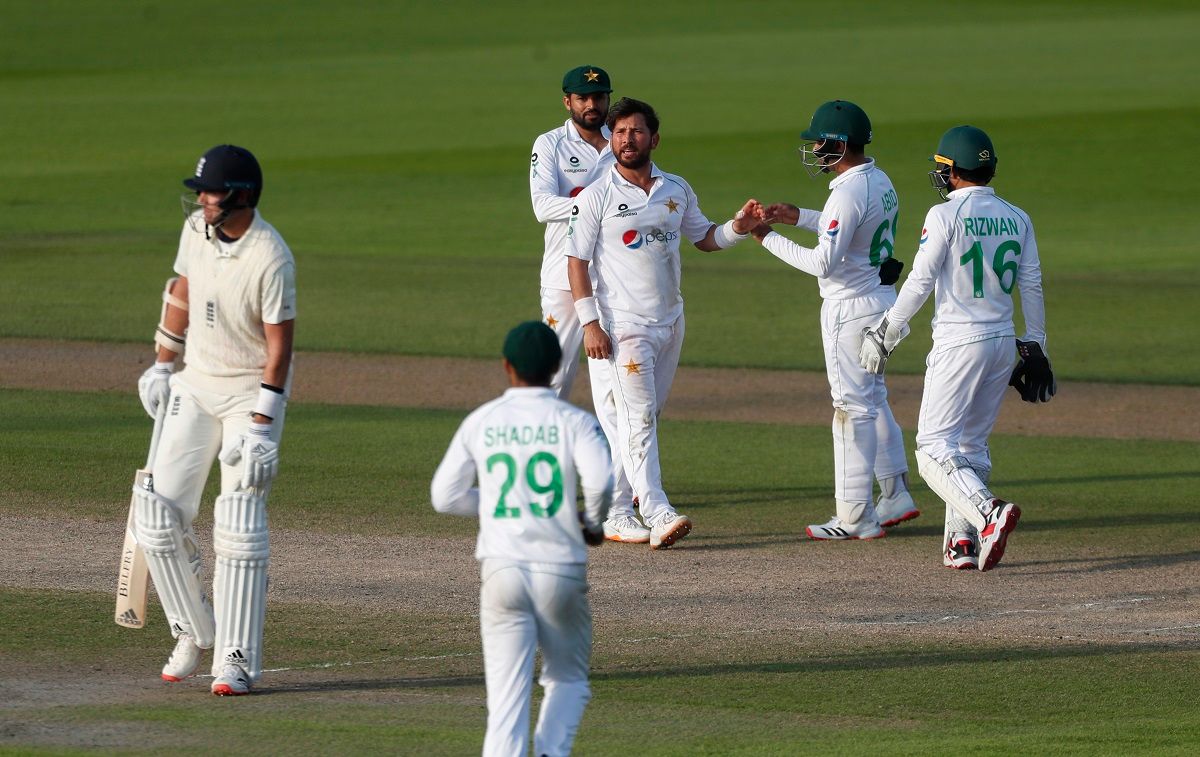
left=562, top=65, right=612, bottom=95
left=503, top=321, right=562, bottom=378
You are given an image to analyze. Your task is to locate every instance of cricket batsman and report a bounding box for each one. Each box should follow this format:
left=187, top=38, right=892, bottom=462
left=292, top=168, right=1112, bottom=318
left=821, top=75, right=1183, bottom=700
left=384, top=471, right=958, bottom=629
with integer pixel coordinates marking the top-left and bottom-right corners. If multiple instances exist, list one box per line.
left=134, top=144, right=296, bottom=694
left=858, top=125, right=1055, bottom=570
left=431, top=321, right=613, bottom=757
left=749, top=100, right=919, bottom=540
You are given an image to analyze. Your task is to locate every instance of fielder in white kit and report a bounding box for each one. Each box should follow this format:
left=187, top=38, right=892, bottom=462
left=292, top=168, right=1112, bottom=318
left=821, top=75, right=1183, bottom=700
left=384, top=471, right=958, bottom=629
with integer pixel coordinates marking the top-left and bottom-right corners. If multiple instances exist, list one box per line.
left=135, top=144, right=296, bottom=695
left=859, top=125, right=1055, bottom=571
left=567, top=97, right=760, bottom=549
left=530, top=65, right=641, bottom=543
left=431, top=321, right=612, bottom=757
left=749, top=100, right=918, bottom=540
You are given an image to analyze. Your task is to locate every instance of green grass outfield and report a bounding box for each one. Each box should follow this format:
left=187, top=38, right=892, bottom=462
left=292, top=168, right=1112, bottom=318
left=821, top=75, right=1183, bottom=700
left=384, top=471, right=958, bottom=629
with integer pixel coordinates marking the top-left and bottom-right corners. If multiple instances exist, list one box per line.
left=2, top=389, right=1199, bottom=753
left=1, top=1, right=1199, bottom=383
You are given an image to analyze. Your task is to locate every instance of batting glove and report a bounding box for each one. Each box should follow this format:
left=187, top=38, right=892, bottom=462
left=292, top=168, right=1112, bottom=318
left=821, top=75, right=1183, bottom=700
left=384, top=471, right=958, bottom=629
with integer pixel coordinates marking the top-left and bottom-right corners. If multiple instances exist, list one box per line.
left=220, top=423, right=279, bottom=489
left=137, top=362, right=173, bottom=419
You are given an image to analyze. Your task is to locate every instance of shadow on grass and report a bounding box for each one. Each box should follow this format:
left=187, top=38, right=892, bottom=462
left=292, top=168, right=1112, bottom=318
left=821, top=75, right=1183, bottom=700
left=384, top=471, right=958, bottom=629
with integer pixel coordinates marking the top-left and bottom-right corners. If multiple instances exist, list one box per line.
left=258, top=641, right=1184, bottom=696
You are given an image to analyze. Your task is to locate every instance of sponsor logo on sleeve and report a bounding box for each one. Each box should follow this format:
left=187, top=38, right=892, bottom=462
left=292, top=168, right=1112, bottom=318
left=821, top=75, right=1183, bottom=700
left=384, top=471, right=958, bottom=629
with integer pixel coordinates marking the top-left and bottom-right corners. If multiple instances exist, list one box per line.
left=826, top=219, right=840, bottom=239
left=920, top=227, right=928, bottom=245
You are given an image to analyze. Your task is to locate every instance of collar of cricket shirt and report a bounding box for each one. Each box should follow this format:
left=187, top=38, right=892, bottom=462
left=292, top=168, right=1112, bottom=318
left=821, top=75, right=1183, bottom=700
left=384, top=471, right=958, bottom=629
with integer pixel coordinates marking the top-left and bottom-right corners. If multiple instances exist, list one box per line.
left=946, top=185, right=996, bottom=199
left=209, top=210, right=261, bottom=258
left=503, top=386, right=557, bottom=398
left=828, top=157, right=875, bottom=190
left=609, top=161, right=664, bottom=190
left=564, top=118, right=612, bottom=143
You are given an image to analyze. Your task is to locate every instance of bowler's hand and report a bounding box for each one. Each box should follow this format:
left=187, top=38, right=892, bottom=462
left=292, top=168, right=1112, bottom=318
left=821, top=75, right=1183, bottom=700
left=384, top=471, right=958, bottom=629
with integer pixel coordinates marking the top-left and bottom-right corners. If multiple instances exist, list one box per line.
left=583, top=321, right=612, bottom=360
left=763, top=203, right=800, bottom=226
left=733, top=199, right=764, bottom=234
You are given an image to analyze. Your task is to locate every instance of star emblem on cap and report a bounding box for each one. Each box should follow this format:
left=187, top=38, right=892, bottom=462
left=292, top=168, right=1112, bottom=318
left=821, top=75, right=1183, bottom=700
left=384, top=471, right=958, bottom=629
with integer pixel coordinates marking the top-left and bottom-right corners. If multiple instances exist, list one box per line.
left=546, top=314, right=558, bottom=329
left=665, top=198, right=679, bottom=213
left=623, top=360, right=641, bottom=375
left=585, top=70, right=600, bottom=82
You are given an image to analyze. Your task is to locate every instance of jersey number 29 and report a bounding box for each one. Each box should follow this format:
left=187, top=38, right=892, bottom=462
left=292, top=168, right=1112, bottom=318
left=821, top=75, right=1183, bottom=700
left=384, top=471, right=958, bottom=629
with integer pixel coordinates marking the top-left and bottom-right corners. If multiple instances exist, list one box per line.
left=487, top=451, right=563, bottom=518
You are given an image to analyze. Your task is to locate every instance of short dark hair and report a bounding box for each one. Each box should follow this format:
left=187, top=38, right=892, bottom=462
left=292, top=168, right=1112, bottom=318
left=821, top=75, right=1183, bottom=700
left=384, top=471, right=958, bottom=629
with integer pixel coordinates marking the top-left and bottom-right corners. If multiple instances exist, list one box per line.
left=955, top=164, right=995, bottom=184
left=606, top=97, right=659, bottom=134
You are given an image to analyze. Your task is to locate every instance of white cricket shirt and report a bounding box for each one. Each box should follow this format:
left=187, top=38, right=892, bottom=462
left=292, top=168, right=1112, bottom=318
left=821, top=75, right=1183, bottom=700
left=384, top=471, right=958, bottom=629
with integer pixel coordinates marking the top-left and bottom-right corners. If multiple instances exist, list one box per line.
left=430, top=387, right=613, bottom=564
left=888, top=186, right=1046, bottom=349
left=530, top=119, right=614, bottom=290
left=174, top=211, right=297, bottom=395
left=566, top=162, right=715, bottom=326
left=762, top=159, right=901, bottom=300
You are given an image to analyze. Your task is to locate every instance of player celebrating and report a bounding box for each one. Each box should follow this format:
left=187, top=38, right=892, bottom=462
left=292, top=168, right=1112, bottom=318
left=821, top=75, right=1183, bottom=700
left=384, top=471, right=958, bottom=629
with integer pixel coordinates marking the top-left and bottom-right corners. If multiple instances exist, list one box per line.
left=749, top=100, right=918, bottom=541
left=567, top=97, right=759, bottom=549
left=134, top=144, right=296, bottom=695
left=530, top=66, right=643, bottom=544
left=859, top=125, right=1054, bottom=571
left=431, top=321, right=612, bottom=757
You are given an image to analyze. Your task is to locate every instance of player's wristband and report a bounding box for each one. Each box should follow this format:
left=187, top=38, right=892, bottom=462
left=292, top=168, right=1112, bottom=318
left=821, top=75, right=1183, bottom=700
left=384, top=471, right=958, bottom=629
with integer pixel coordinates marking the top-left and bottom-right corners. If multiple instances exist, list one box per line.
left=253, top=383, right=285, bottom=421
left=714, top=220, right=750, bottom=249
left=574, top=296, right=600, bottom=326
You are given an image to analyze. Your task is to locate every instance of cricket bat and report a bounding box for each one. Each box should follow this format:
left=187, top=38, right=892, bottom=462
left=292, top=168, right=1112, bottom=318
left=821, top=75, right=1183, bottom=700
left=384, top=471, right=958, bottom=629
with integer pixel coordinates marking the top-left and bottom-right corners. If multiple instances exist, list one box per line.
left=115, top=404, right=167, bottom=629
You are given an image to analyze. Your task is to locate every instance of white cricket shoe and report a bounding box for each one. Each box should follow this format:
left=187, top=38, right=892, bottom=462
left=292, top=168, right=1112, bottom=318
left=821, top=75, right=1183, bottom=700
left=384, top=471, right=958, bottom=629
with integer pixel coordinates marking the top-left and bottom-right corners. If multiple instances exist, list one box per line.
left=648, top=512, right=692, bottom=550
left=805, top=516, right=885, bottom=541
left=211, top=664, right=252, bottom=696
left=603, top=514, right=651, bottom=544
left=978, top=500, right=1021, bottom=572
left=875, top=491, right=920, bottom=527
left=161, top=633, right=203, bottom=682
left=943, top=531, right=979, bottom=570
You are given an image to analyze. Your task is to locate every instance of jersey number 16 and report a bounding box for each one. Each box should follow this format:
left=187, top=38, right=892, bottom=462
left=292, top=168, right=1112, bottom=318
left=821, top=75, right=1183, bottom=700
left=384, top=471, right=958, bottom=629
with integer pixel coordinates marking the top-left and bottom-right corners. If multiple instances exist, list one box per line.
left=960, top=240, right=1022, bottom=298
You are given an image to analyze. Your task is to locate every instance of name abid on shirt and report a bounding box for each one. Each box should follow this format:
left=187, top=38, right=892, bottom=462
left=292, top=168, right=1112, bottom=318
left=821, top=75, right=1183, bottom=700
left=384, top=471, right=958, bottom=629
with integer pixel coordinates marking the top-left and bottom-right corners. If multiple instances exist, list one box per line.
left=963, top=216, right=1020, bottom=237
left=484, top=424, right=560, bottom=447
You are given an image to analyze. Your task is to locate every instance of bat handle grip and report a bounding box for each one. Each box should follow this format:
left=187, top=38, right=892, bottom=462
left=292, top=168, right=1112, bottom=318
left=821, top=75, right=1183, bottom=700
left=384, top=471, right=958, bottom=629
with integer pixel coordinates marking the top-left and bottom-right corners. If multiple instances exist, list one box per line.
left=145, top=402, right=168, bottom=471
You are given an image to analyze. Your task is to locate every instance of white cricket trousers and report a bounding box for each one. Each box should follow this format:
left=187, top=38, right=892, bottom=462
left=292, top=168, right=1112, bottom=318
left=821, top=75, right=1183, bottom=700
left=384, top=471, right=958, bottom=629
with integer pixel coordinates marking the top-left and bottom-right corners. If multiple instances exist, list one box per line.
left=916, top=335, right=1014, bottom=473
left=602, top=315, right=685, bottom=524
left=821, top=292, right=909, bottom=507
left=152, top=375, right=285, bottom=522
left=147, top=375, right=284, bottom=678
left=480, top=559, right=591, bottom=757
left=541, top=287, right=635, bottom=512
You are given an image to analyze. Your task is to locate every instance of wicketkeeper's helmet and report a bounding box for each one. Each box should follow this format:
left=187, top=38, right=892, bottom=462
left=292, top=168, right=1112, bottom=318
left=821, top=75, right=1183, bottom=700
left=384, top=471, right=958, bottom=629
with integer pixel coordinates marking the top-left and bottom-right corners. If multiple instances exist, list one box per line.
left=929, top=125, right=997, bottom=198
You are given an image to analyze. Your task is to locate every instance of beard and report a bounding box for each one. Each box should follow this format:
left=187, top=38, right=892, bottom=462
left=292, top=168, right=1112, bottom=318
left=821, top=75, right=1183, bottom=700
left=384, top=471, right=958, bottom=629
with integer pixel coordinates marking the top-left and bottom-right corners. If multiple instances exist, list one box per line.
left=571, top=109, right=605, bottom=132
left=615, top=149, right=651, bottom=170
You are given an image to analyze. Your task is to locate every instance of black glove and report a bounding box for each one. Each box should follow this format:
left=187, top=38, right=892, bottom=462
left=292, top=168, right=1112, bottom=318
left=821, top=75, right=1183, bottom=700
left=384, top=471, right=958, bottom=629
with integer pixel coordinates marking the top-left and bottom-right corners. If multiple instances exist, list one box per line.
left=879, top=257, right=904, bottom=285
left=1009, top=340, right=1057, bottom=403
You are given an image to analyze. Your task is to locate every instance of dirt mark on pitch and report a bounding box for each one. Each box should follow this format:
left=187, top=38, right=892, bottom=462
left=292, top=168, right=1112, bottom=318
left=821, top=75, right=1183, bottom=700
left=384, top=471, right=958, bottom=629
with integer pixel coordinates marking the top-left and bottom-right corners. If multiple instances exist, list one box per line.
left=2, top=338, right=1198, bottom=441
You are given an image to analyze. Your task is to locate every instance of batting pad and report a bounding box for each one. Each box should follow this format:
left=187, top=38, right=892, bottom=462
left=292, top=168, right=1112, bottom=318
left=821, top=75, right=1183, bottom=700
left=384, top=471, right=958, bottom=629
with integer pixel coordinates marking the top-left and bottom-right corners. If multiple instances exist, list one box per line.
left=134, top=488, right=215, bottom=647
left=212, top=491, right=269, bottom=682
left=914, top=449, right=988, bottom=531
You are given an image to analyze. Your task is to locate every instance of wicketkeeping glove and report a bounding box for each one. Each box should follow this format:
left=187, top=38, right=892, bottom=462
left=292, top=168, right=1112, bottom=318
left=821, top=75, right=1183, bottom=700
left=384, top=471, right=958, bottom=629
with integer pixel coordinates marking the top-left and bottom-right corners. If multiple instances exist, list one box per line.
left=219, top=422, right=280, bottom=489
left=1009, top=340, right=1057, bottom=403
left=879, top=257, right=904, bottom=286
left=858, top=315, right=910, bottom=375
left=137, top=362, right=174, bottom=419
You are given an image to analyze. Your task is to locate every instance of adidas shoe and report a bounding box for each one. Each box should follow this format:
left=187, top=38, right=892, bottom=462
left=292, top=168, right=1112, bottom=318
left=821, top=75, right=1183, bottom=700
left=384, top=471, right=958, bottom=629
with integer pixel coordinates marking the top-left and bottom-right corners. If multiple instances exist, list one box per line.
left=648, top=512, right=692, bottom=550
left=805, top=516, right=885, bottom=541
left=212, top=663, right=251, bottom=696
left=161, top=633, right=203, bottom=682
left=943, top=531, right=979, bottom=570
left=875, top=491, right=920, bottom=527
left=603, top=514, right=651, bottom=543
left=978, top=500, right=1021, bottom=572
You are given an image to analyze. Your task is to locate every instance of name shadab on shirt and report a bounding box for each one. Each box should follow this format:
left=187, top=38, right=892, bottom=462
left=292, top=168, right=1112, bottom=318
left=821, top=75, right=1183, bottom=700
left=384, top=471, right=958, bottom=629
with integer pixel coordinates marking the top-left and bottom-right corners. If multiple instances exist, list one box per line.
left=484, top=424, right=560, bottom=447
